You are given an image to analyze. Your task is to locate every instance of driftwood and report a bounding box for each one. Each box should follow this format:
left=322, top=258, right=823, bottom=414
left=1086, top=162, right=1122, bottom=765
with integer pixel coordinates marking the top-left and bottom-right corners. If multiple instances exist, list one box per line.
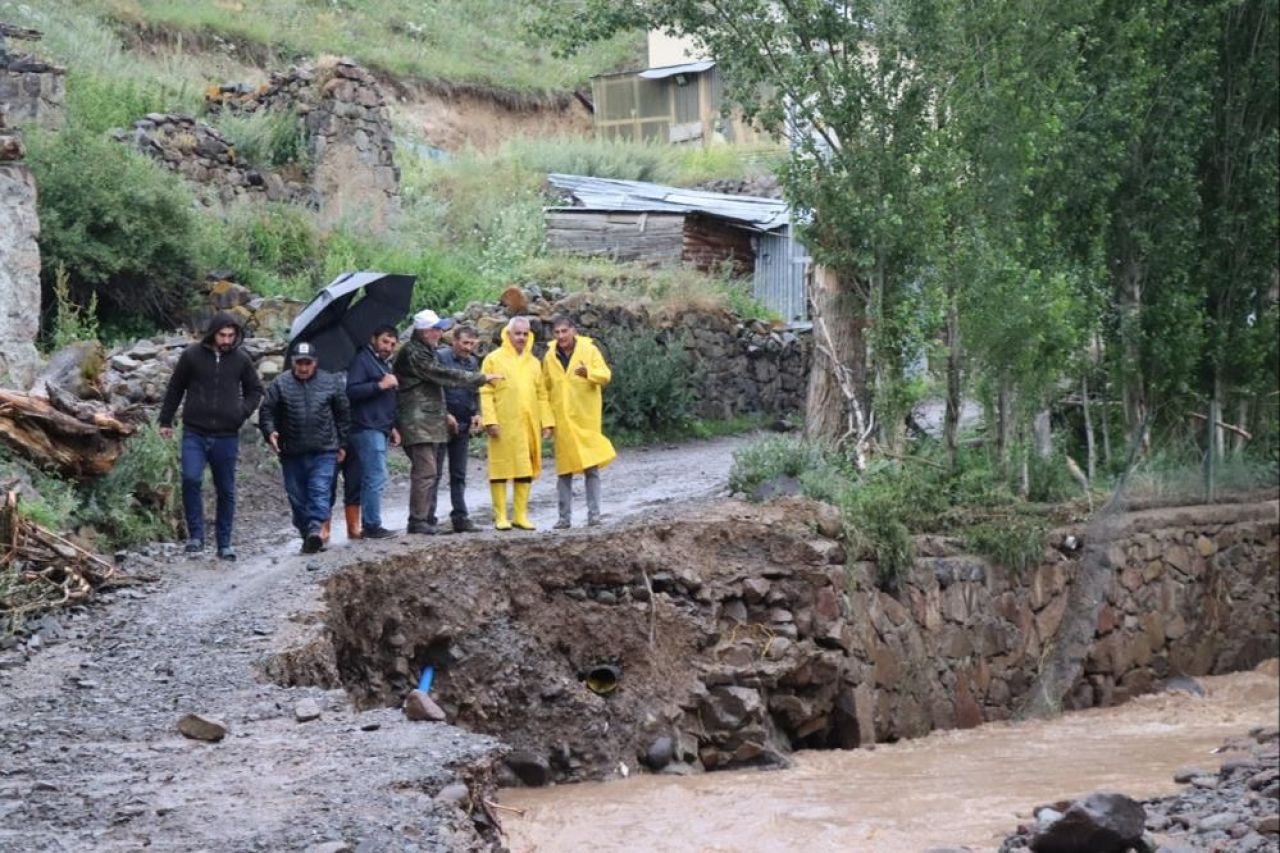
left=1, top=491, right=144, bottom=623
left=0, top=388, right=137, bottom=479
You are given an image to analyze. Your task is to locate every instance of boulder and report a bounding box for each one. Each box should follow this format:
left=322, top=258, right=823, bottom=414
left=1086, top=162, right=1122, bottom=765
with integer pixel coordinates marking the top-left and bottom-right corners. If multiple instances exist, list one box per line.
left=176, top=713, right=228, bottom=742
left=505, top=751, right=552, bottom=786
left=402, top=689, right=446, bottom=722
left=294, top=698, right=322, bottom=722
left=1029, top=792, right=1146, bottom=853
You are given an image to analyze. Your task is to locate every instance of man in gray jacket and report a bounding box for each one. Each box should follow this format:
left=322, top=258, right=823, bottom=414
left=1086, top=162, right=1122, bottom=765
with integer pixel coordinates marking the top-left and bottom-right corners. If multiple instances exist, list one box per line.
left=259, top=342, right=351, bottom=554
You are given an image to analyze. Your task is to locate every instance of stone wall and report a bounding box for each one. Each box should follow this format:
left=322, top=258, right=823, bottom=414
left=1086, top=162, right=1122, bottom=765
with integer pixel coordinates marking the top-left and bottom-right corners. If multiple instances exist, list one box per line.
left=0, top=57, right=65, bottom=130
left=850, top=499, right=1280, bottom=741
left=0, top=108, right=40, bottom=387
left=304, top=496, right=1279, bottom=784
left=454, top=288, right=810, bottom=418
left=129, top=60, right=400, bottom=228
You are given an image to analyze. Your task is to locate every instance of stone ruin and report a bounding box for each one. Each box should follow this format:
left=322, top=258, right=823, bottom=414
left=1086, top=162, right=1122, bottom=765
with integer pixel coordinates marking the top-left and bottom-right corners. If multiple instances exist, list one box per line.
left=122, top=59, right=400, bottom=231
left=0, top=23, right=65, bottom=131
left=0, top=103, right=40, bottom=388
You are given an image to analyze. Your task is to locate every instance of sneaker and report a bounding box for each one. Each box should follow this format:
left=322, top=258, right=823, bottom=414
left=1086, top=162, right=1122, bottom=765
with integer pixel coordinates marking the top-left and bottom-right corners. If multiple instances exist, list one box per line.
left=217, top=546, right=236, bottom=562
left=587, top=516, right=603, bottom=527
left=302, top=525, right=324, bottom=554
left=184, top=539, right=204, bottom=554
left=552, top=519, right=571, bottom=530
left=362, top=525, right=397, bottom=540
left=452, top=517, right=479, bottom=533
left=407, top=520, right=439, bottom=535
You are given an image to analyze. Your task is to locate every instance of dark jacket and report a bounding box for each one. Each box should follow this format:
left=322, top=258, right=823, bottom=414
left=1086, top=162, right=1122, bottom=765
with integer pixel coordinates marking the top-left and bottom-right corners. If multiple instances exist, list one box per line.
left=258, top=369, right=350, bottom=455
left=157, top=312, right=264, bottom=436
left=437, top=346, right=480, bottom=422
left=393, top=335, right=486, bottom=446
left=346, top=344, right=397, bottom=434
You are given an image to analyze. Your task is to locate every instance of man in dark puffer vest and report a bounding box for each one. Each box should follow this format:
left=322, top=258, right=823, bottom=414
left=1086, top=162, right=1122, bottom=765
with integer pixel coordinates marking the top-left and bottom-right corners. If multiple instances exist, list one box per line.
left=259, top=342, right=351, bottom=554
left=158, top=311, right=264, bottom=561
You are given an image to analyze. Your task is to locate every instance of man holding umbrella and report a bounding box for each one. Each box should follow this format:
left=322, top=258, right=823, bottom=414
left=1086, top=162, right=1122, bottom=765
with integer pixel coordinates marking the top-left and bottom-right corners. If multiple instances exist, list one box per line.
left=394, top=309, right=501, bottom=534
left=260, top=342, right=351, bottom=554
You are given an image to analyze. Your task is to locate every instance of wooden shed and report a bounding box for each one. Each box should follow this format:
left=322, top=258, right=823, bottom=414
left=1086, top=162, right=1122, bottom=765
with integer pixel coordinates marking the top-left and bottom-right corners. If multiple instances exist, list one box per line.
left=545, top=174, right=810, bottom=321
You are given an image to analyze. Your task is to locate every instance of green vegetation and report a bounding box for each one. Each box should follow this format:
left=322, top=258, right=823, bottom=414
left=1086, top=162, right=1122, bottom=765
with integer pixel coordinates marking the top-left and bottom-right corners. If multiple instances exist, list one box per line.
left=212, top=109, right=309, bottom=170
left=600, top=329, right=697, bottom=442
left=4, top=0, right=642, bottom=95
left=78, top=425, right=184, bottom=547
left=46, top=264, right=101, bottom=352
left=543, top=0, right=1280, bottom=498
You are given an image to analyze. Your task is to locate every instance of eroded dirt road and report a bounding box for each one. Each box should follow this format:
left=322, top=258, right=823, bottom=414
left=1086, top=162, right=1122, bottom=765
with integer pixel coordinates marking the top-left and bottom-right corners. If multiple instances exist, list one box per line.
left=0, top=435, right=750, bottom=852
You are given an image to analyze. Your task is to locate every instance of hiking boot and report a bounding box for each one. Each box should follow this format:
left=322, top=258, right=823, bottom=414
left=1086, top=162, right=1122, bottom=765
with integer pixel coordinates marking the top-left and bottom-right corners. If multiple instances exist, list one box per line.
left=552, top=519, right=571, bottom=530
left=217, top=546, right=236, bottom=562
left=452, top=517, right=479, bottom=533
left=302, top=524, right=324, bottom=554
left=362, top=525, right=397, bottom=540
left=184, top=538, right=204, bottom=554
left=407, top=519, right=439, bottom=535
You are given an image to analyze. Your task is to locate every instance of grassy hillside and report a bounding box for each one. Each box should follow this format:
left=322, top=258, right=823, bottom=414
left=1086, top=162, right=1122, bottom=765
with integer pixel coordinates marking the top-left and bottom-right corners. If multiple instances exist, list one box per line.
left=3, top=0, right=642, bottom=96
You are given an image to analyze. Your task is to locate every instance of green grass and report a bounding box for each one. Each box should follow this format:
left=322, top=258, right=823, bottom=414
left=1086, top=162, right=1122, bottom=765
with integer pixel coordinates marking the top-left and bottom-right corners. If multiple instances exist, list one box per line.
left=5, top=0, right=643, bottom=96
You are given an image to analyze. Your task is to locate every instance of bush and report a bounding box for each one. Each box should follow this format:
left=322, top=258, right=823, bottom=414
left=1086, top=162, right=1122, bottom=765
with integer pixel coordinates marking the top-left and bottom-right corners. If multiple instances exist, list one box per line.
left=601, top=329, right=697, bottom=440
left=963, top=517, right=1048, bottom=575
left=214, top=109, right=310, bottom=170
left=729, top=434, right=840, bottom=496
left=26, top=127, right=202, bottom=328
left=77, top=424, right=183, bottom=548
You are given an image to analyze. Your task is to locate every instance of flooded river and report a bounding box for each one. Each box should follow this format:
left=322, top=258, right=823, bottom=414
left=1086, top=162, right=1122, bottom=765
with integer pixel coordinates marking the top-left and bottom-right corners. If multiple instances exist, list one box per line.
left=500, top=669, right=1279, bottom=852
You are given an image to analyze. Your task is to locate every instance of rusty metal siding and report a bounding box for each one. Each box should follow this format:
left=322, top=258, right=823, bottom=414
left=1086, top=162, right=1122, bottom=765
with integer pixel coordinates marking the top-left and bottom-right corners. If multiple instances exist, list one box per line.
left=752, top=230, right=810, bottom=322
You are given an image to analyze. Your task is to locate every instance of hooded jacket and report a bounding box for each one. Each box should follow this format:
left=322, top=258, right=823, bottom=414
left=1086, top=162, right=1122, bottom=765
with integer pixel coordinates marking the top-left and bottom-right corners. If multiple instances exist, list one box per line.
left=480, top=327, right=554, bottom=480
left=542, top=334, right=616, bottom=476
left=157, top=312, right=264, bottom=436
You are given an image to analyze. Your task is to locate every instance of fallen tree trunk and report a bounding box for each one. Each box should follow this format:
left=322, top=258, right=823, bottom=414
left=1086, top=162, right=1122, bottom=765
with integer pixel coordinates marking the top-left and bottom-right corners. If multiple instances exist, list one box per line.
left=0, top=388, right=137, bottom=479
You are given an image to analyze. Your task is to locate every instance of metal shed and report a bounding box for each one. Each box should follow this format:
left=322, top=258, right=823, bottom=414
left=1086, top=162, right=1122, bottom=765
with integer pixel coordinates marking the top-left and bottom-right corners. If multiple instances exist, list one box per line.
left=545, top=174, right=810, bottom=322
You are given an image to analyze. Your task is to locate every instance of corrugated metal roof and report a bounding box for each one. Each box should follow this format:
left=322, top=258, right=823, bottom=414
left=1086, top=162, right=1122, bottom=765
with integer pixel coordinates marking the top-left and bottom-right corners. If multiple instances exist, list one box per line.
left=638, top=60, right=715, bottom=79
left=546, top=173, right=790, bottom=232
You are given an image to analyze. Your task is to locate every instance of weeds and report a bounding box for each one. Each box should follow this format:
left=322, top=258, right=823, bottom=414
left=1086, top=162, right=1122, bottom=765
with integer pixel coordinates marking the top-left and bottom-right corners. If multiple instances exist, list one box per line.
left=78, top=424, right=183, bottom=548
left=46, top=264, right=101, bottom=352
left=214, top=109, right=310, bottom=170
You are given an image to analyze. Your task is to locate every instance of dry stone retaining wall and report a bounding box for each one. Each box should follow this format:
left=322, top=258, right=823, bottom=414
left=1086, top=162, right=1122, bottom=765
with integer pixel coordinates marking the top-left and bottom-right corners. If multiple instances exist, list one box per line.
left=0, top=57, right=65, bottom=130
left=127, top=60, right=400, bottom=228
left=0, top=109, right=40, bottom=387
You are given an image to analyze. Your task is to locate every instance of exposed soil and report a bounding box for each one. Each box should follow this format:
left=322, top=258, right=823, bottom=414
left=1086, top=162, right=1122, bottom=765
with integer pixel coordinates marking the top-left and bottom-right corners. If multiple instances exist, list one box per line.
left=0, top=434, right=751, bottom=852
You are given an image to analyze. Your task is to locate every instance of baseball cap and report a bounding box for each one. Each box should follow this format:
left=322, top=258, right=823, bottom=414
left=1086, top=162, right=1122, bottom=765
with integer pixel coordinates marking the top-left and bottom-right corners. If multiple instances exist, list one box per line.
left=413, top=309, right=453, bottom=331
left=293, top=341, right=318, bottom=362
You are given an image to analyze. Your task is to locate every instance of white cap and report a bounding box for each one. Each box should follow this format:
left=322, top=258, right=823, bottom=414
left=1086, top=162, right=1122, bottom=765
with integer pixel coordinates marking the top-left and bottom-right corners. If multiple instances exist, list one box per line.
left=413, top=309, right=452, bottom=330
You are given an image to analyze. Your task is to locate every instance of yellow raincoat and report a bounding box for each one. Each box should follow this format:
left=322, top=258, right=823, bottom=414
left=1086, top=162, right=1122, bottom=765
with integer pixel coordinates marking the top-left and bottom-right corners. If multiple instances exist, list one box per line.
left=480, top=327, right=554, bottom=480
left=543, top=334, right=616, bottom=476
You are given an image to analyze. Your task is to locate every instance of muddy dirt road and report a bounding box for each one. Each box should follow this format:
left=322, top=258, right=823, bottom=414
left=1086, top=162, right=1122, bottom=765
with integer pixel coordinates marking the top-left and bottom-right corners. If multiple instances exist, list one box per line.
left=0, top=435, right=749, bottom=852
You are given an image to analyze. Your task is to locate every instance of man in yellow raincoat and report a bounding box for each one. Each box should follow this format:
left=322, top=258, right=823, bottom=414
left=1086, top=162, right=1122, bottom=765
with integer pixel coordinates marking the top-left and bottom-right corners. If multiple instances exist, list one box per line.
left=479, top=316, right=554, bottom=530
left=543, top=315, right=616, bottom=528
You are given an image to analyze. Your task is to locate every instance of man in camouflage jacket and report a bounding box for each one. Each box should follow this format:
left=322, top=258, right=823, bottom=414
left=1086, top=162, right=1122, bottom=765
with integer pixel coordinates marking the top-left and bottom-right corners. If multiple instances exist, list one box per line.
left=393, top=309, right=500, bottom=534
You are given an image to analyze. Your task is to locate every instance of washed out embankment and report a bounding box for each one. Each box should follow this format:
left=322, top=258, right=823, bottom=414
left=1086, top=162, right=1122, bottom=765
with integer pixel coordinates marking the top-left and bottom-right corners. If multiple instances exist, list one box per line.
left=268, top=494, right=1280, bottom=785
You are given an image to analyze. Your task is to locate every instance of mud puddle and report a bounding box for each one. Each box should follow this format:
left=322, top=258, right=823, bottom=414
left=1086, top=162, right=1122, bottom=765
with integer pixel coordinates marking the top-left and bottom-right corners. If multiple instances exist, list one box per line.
left=500, top=669, right=1280, bottom=852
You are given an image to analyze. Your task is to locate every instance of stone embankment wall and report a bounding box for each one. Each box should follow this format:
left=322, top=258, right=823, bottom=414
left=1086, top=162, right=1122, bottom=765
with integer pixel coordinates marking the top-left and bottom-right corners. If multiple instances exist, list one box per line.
left=0, top=107, right=40, bottom=388
left=299, top=496, right=1278, bottom=785
left=456, top=288, right=810, bottom=418
left=126, top=60, right=400, bottom=229
left=854, top=500, right=1280, bottom=740
left=0, top=56, right=65, bottom=130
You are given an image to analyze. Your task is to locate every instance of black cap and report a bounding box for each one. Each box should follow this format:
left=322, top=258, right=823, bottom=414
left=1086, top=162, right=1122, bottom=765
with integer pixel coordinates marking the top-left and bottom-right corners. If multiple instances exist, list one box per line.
left=293, top=342, right=318, bottom=362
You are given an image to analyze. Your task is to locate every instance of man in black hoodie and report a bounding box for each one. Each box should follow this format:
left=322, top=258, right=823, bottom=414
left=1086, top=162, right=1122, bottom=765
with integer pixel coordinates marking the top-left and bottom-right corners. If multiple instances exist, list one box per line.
left=158, top=312, right=264, bottom=561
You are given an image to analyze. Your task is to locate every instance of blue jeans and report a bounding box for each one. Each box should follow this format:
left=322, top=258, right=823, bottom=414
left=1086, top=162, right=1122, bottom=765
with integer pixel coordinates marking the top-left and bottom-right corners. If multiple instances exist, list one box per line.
left=180, top=431, right=239, bottom=550
left=280, top=451, right=339, bottom=535
left=349, top=429, right=389, bottom=529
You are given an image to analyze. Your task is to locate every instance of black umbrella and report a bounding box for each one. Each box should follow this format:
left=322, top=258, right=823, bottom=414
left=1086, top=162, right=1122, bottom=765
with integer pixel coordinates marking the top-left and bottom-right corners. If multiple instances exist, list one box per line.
left=288, top=271, right=417, bottom=372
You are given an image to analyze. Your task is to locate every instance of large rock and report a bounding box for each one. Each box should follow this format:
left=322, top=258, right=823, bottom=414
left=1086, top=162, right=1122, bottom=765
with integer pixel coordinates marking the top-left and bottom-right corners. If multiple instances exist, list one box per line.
left=1029, top=792, right=1146, bottom=853
left=0, top=151, right=41, bottom=388
left=176, top=713, right=229, bottom=742
left=403, top=689, right=447, bottom=722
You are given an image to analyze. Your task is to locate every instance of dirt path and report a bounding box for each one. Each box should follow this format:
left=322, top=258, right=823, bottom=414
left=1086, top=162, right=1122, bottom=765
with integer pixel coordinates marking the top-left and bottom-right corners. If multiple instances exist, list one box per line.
left=0, top=435, right=751, bottom=852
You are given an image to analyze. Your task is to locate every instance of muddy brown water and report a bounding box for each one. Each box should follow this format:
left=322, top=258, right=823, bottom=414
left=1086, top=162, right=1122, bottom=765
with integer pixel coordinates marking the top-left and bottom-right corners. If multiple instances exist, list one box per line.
left=501, top=670, right=1280, bottom=852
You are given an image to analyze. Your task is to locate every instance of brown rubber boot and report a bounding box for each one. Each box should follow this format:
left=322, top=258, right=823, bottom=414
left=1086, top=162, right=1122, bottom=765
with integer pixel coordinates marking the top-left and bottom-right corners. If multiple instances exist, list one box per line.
left=344, top=504, right=363, bottom=540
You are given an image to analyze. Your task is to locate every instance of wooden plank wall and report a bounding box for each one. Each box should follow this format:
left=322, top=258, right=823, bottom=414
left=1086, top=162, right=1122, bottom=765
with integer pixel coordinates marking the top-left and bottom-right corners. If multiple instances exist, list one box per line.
left=682, top=215, right=756, bottom=277
left=545, top=211, right=686, bottom=265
